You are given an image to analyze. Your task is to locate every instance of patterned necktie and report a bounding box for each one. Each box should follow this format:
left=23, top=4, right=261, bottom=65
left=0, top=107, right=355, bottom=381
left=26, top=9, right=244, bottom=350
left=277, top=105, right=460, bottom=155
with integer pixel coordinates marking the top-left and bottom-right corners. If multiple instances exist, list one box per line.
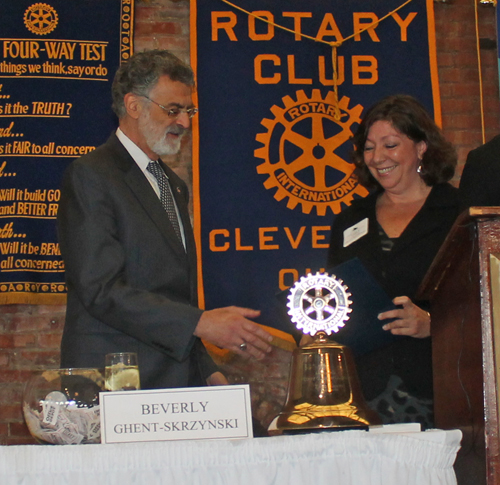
left=147, top=160, right=183, bottom=244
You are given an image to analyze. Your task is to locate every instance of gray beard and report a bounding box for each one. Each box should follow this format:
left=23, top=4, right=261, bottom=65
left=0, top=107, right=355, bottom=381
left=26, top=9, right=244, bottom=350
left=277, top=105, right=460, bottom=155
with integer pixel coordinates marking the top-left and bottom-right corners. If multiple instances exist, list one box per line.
left=138, top=109, right=184, bottom=156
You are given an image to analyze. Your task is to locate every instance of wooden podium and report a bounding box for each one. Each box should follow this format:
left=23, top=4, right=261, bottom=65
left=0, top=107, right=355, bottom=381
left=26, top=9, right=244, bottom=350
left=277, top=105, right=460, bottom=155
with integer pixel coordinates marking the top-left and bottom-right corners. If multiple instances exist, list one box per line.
left=418, top=208, right=500, bottom=485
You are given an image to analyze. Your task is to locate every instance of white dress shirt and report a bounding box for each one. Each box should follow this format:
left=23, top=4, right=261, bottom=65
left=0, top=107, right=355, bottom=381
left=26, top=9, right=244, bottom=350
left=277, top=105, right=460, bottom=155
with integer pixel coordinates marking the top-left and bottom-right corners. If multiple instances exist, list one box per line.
left=116, top=128, right=186, bottom=248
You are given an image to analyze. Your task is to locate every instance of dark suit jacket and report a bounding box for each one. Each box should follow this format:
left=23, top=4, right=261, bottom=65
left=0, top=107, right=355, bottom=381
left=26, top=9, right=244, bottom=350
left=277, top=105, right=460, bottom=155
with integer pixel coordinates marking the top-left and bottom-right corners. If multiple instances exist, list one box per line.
left=459, top=134, right=500, bottom=210
left=327, top=183, right=459, bottom=400
left=58, top=133, right=217, bottom=389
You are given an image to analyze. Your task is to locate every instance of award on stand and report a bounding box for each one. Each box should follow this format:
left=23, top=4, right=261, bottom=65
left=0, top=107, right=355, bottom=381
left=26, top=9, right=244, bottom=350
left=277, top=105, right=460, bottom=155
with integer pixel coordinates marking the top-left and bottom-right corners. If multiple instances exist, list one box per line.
left=275, top=272, right=381, bottom=433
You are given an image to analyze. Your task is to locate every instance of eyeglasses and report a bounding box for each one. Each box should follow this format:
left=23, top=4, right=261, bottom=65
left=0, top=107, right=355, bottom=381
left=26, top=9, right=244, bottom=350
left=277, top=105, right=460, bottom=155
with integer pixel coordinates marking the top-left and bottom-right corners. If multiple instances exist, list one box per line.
left=141, top=95, right=198, bottom=119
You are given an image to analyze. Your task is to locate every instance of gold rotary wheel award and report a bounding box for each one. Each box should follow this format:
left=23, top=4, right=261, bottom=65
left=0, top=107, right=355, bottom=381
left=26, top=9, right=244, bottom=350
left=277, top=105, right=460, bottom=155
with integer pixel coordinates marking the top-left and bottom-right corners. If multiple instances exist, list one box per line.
left=276, top=272, right=381, bottom=433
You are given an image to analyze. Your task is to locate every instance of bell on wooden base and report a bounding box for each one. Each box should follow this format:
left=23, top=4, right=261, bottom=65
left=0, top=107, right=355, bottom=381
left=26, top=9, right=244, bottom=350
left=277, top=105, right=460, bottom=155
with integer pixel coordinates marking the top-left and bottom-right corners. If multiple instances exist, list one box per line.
left=276, top=331, right=381, bottom=433
left=276, top=271, right=381, bottom=433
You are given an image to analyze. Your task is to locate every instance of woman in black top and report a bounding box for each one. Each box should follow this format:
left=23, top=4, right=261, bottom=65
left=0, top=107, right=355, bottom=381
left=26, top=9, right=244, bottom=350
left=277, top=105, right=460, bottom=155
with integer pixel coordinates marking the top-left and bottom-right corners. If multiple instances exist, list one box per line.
left=327, top=95, right=459, bottom=428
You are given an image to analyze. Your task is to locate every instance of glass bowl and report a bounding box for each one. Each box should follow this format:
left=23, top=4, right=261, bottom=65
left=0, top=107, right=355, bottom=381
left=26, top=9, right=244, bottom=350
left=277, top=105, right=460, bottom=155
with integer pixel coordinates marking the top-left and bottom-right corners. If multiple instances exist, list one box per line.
left=23, top=368, right=105, bottom=445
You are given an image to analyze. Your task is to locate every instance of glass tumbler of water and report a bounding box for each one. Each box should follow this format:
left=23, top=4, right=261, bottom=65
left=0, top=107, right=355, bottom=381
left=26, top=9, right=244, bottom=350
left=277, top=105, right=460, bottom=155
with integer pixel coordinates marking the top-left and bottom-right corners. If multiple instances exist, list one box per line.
left=104, top=352, right=140, bottom=391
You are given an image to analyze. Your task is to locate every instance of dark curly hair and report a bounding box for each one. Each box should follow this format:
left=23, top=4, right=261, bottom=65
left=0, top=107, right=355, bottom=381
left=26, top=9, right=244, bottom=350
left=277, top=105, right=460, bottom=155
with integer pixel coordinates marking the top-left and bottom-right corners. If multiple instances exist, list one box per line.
left=111, top=49, right=195, bottom=119
left=351, top=94, right=457, bottom=188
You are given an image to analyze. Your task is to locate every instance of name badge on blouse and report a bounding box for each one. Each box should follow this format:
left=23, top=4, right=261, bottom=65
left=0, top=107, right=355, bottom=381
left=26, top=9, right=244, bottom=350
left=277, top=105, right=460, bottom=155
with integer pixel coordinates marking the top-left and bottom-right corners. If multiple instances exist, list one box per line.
left=343, top=218, right=368, bottom=247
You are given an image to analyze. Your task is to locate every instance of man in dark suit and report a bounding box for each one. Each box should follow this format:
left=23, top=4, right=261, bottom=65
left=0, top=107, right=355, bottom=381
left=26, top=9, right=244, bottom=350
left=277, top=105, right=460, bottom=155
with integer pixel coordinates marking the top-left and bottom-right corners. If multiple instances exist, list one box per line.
left=58, top=50, right=272, bottom=389
left=459, top=134, right=500, bottom=209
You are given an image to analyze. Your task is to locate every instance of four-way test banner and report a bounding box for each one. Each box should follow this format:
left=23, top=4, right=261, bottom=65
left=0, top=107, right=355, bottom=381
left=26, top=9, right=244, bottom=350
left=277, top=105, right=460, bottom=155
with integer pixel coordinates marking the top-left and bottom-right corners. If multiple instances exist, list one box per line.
left=0, top=1, right=133, bottom=304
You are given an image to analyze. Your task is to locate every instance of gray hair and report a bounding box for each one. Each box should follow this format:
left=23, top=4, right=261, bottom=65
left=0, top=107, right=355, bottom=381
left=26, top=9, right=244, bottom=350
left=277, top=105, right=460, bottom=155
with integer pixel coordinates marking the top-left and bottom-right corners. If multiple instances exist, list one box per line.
left=111, top=49, right=195, bottom=118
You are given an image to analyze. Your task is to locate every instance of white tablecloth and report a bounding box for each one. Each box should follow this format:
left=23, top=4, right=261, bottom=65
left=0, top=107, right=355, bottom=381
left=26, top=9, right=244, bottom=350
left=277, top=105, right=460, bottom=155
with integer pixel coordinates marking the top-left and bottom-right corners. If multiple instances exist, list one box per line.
left=0, top=428, right=461, bottom=485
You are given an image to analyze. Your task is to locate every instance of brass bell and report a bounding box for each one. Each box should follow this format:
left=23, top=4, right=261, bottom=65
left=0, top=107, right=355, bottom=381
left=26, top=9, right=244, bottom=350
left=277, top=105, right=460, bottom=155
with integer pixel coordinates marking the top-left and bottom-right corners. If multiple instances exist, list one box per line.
left=276, top=331, right=381, bottom=433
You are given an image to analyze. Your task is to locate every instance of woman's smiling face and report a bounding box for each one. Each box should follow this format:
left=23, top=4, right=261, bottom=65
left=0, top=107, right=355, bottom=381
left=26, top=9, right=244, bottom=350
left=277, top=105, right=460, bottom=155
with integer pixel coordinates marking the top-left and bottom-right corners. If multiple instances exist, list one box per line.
left=363, top=120, right=428, bottom=194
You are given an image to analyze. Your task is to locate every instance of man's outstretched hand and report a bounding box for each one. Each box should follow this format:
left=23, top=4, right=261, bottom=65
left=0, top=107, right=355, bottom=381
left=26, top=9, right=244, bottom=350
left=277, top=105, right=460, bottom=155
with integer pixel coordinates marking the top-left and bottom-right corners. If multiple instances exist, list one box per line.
left=195, top=306, right=273, bottom=360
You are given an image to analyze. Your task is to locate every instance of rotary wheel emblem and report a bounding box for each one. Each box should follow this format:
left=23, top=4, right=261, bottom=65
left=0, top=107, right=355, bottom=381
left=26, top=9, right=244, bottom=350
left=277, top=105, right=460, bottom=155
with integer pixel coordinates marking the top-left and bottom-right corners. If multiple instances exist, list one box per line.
left=24, top=3, right=58, bottom=35
left=255, top=90, right=369, bottom=215
left=287, top=272, right=352, bottom=336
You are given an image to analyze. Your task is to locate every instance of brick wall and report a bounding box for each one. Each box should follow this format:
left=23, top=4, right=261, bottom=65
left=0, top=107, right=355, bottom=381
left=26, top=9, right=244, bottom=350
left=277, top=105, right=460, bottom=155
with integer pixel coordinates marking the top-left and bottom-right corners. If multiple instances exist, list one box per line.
left=436, top=1, right=500, bottom=182
left=1, top=0, right=499, bottom=445
left=0, top=305, right=65, bottom=444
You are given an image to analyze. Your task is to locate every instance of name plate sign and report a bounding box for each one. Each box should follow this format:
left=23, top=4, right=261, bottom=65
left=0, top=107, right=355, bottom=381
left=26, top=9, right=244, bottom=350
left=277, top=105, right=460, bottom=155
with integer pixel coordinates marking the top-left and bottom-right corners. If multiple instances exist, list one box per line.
left=100, top=385, right=253, bottom=444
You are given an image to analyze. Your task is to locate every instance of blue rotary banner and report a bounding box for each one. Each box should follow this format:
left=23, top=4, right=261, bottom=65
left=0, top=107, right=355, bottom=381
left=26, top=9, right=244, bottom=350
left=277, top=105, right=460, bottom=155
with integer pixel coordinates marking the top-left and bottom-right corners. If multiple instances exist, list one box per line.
left=190, top=0, right=440, bottom=333
left=0, top=0, right=133, bottom=304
